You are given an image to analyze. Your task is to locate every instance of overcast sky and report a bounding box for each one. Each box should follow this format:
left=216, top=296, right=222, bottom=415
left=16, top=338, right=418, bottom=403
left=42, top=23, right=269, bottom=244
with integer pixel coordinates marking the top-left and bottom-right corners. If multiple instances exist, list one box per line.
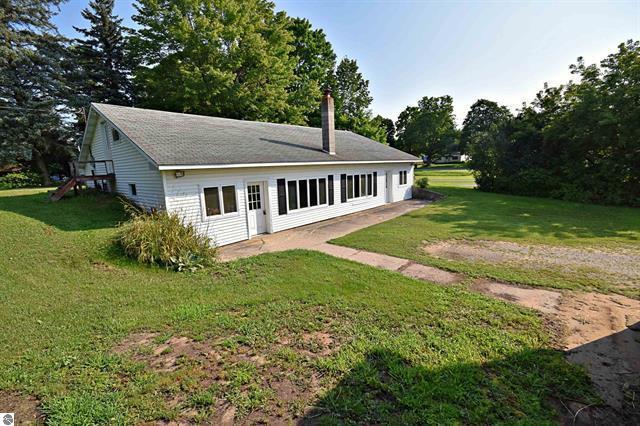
left=54, top=0, right=640, bottom=124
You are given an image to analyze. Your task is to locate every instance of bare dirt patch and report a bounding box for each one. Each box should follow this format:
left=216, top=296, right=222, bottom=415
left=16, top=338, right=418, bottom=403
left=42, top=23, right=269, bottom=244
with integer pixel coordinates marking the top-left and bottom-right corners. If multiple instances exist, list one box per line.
left=112, top=328, right=331, bottom=424
left=424, top=239, right=640, bottom=293
left=469, top=278, right=640, bottom=423
left=471, top=279, right=562, bottom=314
left=299, top=331, right=339, bottom=357
left=0, top=392, right=43, bottom=424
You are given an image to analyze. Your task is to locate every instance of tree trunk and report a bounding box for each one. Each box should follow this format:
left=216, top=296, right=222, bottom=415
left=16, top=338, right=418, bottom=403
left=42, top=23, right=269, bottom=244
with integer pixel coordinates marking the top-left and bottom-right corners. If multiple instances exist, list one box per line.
left=32, top=149, right=51, bottom=186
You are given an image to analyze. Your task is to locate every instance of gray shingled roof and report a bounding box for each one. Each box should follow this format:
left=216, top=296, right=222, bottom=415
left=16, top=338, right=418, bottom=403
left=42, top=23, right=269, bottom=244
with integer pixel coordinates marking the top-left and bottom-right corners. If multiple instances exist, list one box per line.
left=91, top=103, right=419, bottom=167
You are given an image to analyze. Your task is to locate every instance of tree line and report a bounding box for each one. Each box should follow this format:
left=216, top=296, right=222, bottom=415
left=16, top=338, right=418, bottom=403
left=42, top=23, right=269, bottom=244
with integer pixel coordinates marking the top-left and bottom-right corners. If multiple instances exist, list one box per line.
left=2, top=1, right=637, bottom=207
left=1, top=0, right=389, bottom=184
left=462, top=40, right=639, bottom=207
left=387, top=41, right=639, bottom=207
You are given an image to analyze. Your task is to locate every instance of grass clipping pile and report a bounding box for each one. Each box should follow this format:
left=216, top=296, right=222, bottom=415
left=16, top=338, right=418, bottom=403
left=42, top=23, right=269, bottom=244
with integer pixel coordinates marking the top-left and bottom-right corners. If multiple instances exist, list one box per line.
left=117, top=200, right=216, bottom=271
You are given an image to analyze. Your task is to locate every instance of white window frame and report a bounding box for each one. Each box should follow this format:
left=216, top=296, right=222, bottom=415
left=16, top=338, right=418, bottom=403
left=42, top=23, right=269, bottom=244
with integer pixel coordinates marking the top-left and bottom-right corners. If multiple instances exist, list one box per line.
left=200, top=184, right=240, bottom=221
left=346, top=173, right=374, bottom=201
left=285, top=177, right=329, bottom=213
left=128, top=183, right=137, bottom=196
left=399, top=170, right=408, bottom=186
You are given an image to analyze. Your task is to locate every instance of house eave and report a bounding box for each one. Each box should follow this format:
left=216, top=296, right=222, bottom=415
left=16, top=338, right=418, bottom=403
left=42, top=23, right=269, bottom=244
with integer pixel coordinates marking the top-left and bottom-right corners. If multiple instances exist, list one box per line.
left=157, top=159, right=420, bottom=171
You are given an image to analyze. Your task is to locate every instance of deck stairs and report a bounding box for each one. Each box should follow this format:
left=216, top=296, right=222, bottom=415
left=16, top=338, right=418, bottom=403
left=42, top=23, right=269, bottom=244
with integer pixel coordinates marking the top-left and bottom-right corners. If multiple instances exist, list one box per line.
left=49, top=160, right=115, bottom=201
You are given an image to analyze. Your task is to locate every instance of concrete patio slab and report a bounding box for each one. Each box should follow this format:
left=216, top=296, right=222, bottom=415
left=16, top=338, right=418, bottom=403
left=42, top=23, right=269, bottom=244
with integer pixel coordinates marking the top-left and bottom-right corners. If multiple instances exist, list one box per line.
left=218, top=199, right=429, bottom=261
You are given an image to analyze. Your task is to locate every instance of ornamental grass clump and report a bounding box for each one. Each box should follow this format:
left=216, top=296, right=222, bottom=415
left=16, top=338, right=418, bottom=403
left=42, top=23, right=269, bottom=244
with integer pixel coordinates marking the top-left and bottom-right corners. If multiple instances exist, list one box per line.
left=117, top=200, right=216, bottom=271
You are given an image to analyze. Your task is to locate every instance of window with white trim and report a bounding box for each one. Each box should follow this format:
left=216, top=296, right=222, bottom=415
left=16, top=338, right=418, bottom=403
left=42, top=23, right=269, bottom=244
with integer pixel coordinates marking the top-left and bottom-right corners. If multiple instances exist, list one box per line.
left=399, top=170, right=408, bottom=185
left=203, top=185, right=237, bottom=217
left=111, top=128, right=120, bottom=142
left=286, top=177, right=328, bottom=211
left=344, top=173, right=374, bottom=200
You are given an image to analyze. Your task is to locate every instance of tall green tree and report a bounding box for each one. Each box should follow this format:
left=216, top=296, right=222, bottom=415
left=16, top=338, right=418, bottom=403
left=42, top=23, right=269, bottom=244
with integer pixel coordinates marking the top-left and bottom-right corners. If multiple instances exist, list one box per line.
left=395, top=96, right=457, bottom=160
left=72, top=0, right=133, bottom=107
left=374, top=115, right=396, bottom=146
left=286, top=17, right=336, bottom=126
left=0, top=0, right=74, bottom=184
left=460, top=99, right=512, bottom=154
left=130, top=0, right=303, bottom=124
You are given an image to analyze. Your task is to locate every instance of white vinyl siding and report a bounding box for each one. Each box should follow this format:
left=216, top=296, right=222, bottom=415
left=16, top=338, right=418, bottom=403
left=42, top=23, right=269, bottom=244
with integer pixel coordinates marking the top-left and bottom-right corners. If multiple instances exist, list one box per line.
left=82, top=121, right=164, bottom=209
left=162, top=163, right=414, bottom=247
left=164, top=173, right=248, bottom=247
left=387, top=166, right=414, bottom=202
left=109, top=128, right=165, bottom=210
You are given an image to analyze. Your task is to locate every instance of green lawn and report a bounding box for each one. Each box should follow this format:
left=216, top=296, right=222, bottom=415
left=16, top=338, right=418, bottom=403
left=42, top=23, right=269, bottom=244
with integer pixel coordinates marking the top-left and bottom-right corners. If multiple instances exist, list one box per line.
left=416, top=164, right=476, bottom=188
left=0, top=188, right=596, bottom=423
left=333, top=185, right=640, bottom=298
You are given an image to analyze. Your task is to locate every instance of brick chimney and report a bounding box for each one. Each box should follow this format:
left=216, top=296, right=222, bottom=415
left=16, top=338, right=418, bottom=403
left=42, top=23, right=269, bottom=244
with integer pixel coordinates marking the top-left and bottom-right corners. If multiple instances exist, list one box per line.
left=321, top=89, right=336, bottom=155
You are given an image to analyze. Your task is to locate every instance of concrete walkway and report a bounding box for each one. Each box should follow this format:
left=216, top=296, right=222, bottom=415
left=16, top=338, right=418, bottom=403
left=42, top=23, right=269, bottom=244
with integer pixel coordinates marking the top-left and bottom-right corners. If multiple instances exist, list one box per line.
left=218, top=199, right=429, bottom=261
left=315, top=243, right=465, bottom=284
left=218, top=198, right=466, bottom=285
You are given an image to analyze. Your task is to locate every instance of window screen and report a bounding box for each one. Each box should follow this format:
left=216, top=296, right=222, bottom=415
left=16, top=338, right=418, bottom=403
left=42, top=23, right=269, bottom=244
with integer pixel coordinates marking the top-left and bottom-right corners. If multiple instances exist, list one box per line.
left=328, top=175, right=335, bottom=205
left=299, top=179, right=308, bottom=208
left=373, top=172, right=378, bottom=196
left=319, top=178, right=327, bottom=205
left=287, top=181, right=298, bottom=210
left=277, top=179, right=287, bottom=215
left=222, top=186, right=237, bottom=213
left=309, top=179, right=318, bottom=207
left=204, top=187, right=221, bottom=216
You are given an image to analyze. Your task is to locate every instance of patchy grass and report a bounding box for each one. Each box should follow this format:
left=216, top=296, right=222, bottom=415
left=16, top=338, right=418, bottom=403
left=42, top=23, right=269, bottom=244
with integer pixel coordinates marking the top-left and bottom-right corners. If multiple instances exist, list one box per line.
left=0, top=188, right=596, bottom=423
left=333, top=186, right=640, bottom=298
left=416, top=165, right=476, bottom=188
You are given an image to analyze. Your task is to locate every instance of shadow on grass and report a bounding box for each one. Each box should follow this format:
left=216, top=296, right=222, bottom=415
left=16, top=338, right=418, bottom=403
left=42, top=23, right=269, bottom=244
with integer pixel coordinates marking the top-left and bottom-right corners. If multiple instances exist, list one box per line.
left=0, top=190, right=124, bottom=231
left=302, top=347, right=598, bottom=424
left=563, top=322, right=640, bottom=425
left=410, top=187, right=640, bottom=242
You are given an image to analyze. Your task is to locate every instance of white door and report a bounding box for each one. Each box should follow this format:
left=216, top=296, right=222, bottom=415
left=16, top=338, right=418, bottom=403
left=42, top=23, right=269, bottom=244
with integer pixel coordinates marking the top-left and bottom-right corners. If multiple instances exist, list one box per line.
left=246, top=182, right=267, bottom=236
left=385, top=171, right=394, bottom=203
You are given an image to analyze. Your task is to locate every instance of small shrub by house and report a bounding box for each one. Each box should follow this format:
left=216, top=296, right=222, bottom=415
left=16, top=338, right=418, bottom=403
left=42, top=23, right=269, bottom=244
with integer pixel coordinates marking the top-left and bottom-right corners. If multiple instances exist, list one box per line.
left=415, top=177, right=429, bottom=189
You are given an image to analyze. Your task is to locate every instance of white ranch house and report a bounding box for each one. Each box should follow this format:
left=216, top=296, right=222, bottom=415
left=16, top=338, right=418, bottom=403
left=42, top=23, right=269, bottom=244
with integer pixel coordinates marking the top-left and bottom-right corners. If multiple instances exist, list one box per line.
left=76, top=93, right=419, bottom=247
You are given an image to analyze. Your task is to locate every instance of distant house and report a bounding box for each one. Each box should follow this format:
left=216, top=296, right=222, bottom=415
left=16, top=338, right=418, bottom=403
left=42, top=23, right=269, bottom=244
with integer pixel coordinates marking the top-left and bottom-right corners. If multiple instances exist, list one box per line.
left=67, top=92, right=419, bottom=247
left=433, top=152, right=469, bottom=164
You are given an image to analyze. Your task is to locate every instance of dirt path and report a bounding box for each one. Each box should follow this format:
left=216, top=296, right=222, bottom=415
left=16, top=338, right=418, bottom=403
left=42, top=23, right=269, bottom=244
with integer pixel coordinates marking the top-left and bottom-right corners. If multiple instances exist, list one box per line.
left=424, top=239, right=640, bottom=297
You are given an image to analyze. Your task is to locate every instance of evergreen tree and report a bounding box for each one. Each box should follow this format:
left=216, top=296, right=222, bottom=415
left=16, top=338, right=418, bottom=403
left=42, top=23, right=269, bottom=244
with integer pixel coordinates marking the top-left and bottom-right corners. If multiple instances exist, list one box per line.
left=0, top=0, right=74, bottom=184
left=72, top=0, right=133, bottom=107
left=130, top=0, right=303, bottom=124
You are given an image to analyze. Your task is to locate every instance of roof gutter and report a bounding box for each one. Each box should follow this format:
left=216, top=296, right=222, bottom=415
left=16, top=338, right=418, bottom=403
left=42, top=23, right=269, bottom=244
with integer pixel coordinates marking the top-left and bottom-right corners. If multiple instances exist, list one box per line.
left=158, top=159, right=420, bottom=171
